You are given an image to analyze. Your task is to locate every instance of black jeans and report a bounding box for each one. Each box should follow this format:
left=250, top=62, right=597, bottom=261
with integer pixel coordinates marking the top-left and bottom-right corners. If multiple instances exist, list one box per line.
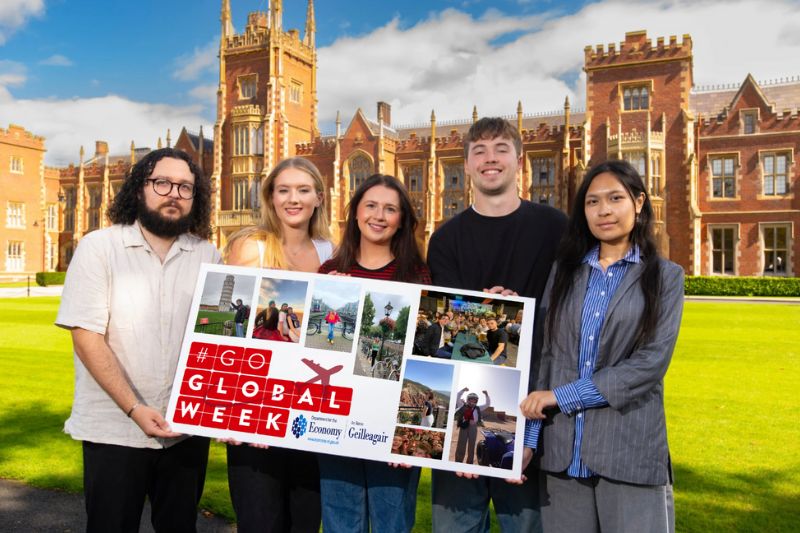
left=227, top=444, right=321, bottom=533
left=82, top=437, right=209, bottom=533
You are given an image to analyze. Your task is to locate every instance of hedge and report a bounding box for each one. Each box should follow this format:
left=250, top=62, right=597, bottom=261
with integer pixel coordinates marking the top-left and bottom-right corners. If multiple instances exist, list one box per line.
left=685, top=276, right=800, bottom=297
left=35, top=271, right=66, bottom=287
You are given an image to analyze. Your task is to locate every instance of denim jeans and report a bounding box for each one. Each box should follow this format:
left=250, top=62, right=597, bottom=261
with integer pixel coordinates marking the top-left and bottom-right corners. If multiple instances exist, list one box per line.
left=327, top=322, right=335, bottom=341
left=318, top=455, right=420, bottom=533
left=235, top=322, right=244, bottom=337
left=431, top=469, right=541, bottom=533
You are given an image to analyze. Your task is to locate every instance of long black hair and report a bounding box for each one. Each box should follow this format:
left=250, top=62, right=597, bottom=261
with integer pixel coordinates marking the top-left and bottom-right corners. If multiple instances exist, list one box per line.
left=328, top=174, right=427, bottom=282
left=107, top=147, right=212, bottom=239
left=546, top=159, right=661, bottom=347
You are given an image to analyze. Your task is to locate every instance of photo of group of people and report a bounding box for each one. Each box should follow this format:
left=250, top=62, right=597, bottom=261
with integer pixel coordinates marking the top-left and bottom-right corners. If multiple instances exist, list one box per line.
left=412, top=290, right=524, bottom=367
left=252, top=278, right=307, bottom=343
left=304, top=278, right=360, bottom=352
left=354, top=292, right=412, bottom=380
left=194, top=272, right=257, bottom=337
left=391, top=427, right=445, bottom=460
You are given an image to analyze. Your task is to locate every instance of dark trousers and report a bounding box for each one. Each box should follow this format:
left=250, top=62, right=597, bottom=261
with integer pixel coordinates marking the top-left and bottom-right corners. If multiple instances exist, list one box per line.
left=82, top=437, right=209, bottom=533
left=227, top=444, right=321, bottom=533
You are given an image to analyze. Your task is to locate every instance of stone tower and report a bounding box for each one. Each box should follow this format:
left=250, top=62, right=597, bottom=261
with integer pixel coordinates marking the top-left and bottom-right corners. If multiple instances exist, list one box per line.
left=219, top=274, right=235, bottom=311
left=212, top=0, right=318, bottom=245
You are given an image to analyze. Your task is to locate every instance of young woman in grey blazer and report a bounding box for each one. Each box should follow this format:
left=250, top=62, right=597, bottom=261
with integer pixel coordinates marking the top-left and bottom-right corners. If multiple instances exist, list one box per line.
left=520, top=159, right=684, bottom=533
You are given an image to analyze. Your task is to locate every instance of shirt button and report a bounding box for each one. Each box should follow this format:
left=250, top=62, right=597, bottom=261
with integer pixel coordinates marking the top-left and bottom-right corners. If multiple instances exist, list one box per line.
left=600, top=291, right=606, bottom=296
left=608, top=272, right=613, bottom=277
left=577, top=413, right=583, bottom=418
left=585, top=361, right=591, bottom=367
left=589, top=335, right=594, bottom=341
left=594, top=312, right=600, bottom=317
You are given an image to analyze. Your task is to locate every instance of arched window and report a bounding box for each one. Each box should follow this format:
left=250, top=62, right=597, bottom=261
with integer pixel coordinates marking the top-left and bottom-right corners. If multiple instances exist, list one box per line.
left=640, top=87, right=649, bottom=109
left=349, top=154, right=372, bottom=194
left=623, top=89, right=632, bottom=110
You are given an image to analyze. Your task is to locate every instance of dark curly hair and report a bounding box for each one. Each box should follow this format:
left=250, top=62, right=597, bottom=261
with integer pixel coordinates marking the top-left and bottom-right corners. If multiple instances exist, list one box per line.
left=107, top=147, right=212, bottom=239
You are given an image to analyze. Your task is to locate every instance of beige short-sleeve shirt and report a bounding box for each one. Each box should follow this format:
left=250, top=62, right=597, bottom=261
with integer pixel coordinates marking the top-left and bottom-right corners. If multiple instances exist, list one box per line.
left=56, top=222, right=221, bottom=449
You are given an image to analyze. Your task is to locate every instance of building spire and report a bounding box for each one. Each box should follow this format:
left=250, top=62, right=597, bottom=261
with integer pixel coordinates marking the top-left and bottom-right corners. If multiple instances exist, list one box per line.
left=221, top=0, right=233, bottom=38
left=472, top=105, right=478, bottom=124
left=517, top=101, right=523, bottom=133
left=271, top=0, right=283, bottom=33
left=303, top=0, right=315, bottom=48
left=130, top=140, right=135, bottom=165
left=166, top=128, right=172, bottom=148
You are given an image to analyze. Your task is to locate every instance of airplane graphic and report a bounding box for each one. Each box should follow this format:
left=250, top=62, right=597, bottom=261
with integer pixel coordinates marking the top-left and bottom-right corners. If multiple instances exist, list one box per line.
left=301, top=358, right=343, bottom=388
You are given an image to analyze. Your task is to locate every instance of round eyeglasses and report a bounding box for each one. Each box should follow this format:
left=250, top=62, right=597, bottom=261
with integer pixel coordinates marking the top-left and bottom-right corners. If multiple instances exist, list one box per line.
left=145, top=178, right=195, bottom=199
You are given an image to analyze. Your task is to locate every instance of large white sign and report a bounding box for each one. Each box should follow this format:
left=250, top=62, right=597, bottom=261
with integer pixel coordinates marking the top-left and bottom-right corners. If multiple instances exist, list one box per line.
left=166, top=264, right=535, bottom=479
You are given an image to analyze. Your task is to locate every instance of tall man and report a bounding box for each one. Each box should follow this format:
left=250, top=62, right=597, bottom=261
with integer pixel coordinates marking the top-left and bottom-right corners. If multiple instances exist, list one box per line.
left=56, top=148, right=220, bottom=532
left=427, top=117, right=567, bottom=532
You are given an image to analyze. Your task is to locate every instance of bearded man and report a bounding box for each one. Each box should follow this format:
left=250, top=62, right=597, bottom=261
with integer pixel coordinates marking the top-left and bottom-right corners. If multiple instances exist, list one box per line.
left=56, top=148, right=220, bottom=532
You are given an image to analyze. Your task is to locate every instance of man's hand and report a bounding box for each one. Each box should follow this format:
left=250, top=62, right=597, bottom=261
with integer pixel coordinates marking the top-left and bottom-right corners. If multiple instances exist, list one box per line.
left=483, top=286, right=519, bottom=297
left=505, top=447, right=533, bottom=485
left=130, top=405, right=181, bottom=438
left=520, top=390, right=558, bottom=419
left=455, top=471, right=480, bottom=479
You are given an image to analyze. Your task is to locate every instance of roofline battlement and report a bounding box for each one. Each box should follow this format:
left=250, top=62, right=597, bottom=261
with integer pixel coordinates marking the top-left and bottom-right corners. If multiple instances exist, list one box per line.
left=584, top=30, right=692, bottom=69
left=0, top=123, right=46, bottom=148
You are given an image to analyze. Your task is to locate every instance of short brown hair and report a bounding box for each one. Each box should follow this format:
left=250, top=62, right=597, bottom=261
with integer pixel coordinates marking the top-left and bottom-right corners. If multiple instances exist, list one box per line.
left=463, top=117, right=522, bottom=159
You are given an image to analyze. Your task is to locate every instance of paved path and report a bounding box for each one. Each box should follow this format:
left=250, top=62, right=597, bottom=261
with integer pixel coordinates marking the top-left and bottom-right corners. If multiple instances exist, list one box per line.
left=0, top=478, right=235, bottom=532
left=0, top=285, right=63, bottom=298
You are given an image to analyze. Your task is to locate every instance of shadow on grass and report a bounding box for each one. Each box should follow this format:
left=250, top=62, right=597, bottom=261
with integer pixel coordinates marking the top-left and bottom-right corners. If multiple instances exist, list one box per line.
left=674, top=462, right=800, bottom=532
left=0, top=401, right=81, bottom=492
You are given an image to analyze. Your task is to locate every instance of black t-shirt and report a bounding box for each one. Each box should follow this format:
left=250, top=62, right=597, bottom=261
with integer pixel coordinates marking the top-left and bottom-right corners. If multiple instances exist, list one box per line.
left=486, top=328, right=508, bottom=357
left=424, top=401, right=433, bottom=416
left=427, top=200, right=567, bottom=300
left=427, top=200, right=567, bottom=390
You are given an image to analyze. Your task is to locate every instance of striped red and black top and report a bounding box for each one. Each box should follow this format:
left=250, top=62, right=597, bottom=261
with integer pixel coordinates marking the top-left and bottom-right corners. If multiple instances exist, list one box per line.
left=318, top=259, right=431, bottom=284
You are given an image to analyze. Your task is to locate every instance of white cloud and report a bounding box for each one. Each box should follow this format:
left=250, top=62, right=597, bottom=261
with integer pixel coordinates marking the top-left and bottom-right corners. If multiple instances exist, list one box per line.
left=39, top=54, right=73, bottom=67
left=317, top=0, right=800, bottom=126
left=0, top=89, right=212, bottom=165
left=0, top=0, right=44, bottom=44
left=173, top=39, right=218, bottom=81
left=189, top=83, right=218, bottom=106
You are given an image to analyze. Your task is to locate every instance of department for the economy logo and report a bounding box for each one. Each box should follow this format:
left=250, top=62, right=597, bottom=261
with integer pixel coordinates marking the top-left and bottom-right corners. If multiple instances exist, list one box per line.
left=291, top=414, right=308, bottom=438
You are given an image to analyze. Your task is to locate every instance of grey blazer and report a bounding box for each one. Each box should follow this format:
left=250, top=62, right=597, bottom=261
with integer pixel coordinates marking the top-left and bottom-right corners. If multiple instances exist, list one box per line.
left=536, top=257, right=684, bottom=485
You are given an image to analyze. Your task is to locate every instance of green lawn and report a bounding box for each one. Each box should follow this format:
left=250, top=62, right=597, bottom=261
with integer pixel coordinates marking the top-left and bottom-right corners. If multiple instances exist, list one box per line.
left=0, top=297, right=797, bottom=531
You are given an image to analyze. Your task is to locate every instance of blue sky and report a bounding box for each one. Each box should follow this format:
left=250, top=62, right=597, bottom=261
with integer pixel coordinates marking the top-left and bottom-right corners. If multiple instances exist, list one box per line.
left=404, top=359, right=454, bottom=393
left=2, top=0, right=799, bottom=164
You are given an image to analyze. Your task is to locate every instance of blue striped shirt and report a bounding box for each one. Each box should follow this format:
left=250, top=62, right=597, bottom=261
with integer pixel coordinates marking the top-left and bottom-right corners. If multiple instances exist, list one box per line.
left=524, top=245, right=640, bottom=478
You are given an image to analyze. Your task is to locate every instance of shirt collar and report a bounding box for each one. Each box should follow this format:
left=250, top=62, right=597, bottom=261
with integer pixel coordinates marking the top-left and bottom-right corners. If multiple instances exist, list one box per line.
left=121, top=220, right=196, bottom=252
left=582, top=243, right=641, bottom=266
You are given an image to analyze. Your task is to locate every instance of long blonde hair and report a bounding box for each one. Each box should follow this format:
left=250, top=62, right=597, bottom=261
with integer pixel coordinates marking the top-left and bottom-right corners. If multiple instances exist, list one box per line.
left=224, top=157, right=331, bottom=268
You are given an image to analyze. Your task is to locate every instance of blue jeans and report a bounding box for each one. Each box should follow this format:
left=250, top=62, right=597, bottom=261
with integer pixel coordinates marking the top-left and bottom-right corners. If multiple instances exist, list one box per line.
left=235, top=322, right=244, bottom=337
left=318, top=455, right=420, bottom=532
left=327, top=322, right=335, bottom=341
left=431, top=469, right=541, bottom=533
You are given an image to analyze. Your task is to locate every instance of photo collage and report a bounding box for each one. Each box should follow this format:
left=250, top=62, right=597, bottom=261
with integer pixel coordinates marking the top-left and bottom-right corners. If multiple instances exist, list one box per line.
left=190, top=267, right=530, bottom=474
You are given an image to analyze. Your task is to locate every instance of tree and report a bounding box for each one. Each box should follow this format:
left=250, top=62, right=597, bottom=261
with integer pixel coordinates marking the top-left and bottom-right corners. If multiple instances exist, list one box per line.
left=394, top=305, right=410, bottom=340
left=360, top=292, right=376, bottom=335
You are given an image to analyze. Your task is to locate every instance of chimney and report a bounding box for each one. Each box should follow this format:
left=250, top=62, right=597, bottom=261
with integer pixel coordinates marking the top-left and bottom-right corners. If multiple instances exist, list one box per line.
left=95, top=141, right=109, bottom=157
left=377, top=101, right=391, bottom=126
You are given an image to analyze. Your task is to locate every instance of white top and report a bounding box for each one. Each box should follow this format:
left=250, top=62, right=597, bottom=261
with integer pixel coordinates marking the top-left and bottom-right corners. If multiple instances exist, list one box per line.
left=256, top=238, right=334, bottom=268
left=55, top=222, right=221, bottom=449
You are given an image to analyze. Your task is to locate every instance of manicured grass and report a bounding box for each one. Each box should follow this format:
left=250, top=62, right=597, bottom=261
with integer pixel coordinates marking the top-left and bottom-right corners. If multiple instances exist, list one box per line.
left=0, top=297, right=798, bottom=531
left=0, top=281, right=39, bottom=288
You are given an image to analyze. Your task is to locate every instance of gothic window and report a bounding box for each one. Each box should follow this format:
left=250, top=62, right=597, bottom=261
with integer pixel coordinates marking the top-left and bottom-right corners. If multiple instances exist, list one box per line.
left=623, top=85, right=650, bottom=111
left=348, top=154, right=372, bottom=194
left=233, top=177, right=250, bottom=210
left=63, top=187, right=75, bottom=232
left=761, top=152, right=790, bottom=195
left=742, top=111, right=757, bottom=135
left=402, top=164, right=425, bottom=219
left=623, top=152, right=647, bottom=178
left=5, top=241, right=24, bottom=271
left=6, top=202, right=25, bottom=228
left=762, top=224, right=791, bottom=275
left=87, top=186, right=102, bottom=231
left=239, top=75, right=257, bottom=100
left=442, top=161, right=466, bottom=218
left=529, top=155, right=555, bottom=207
left=710, top=226, right=736, bottom=275
left=234, top=125, right=250, bottom=156
left=289, top=80, right=303, bottom=104
left=710, top=156, right=736, bottom=198
left=46, top=204, right=58, bottom=232
left=10, top=156, right=23, bottom=173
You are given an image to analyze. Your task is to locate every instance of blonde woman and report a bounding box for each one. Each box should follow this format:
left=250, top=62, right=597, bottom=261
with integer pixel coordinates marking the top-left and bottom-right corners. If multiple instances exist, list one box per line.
left=224, top=156, right=332, bottom=533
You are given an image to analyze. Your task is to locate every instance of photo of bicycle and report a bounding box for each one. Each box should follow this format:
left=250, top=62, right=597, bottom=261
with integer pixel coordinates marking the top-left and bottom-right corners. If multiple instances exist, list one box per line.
left=304, top=277, right=360, bottom=352
left=353, top=291, right=411, bottom=381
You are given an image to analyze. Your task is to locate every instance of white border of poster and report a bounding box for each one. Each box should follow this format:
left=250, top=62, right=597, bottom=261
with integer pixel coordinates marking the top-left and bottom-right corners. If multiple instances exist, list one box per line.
left=166, top=263, right=535, bottom=480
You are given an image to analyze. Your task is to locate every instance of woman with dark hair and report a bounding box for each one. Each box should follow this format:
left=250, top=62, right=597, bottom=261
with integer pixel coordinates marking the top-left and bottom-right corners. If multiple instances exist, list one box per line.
left=223, top=156, right=332, bottom=533
left=318, top=173, right=430, bottom=532
left=520, top=160, right=684, bottom=532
